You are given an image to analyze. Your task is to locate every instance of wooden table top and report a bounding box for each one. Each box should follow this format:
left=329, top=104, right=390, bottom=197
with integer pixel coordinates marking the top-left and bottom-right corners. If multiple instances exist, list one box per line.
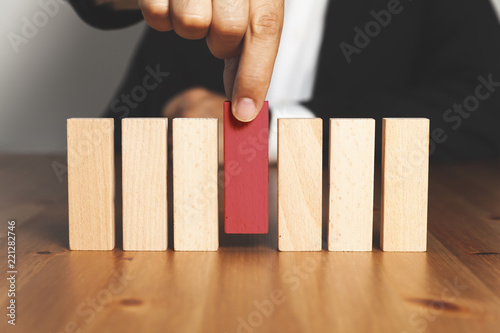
left=1, top=154, right=499, bottom=333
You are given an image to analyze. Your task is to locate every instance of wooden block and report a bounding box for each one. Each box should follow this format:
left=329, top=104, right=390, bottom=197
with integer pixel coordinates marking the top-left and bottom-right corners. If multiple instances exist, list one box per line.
left=122, top=118, right=168, bottom=251
left=224, top=101, right=269, bottom=234
left=329, top=119, right=375, bottom=251
left=278, top=118, right=322, bottom=251
left=67, top=118, right=115, bottom=250
left=381, top=118, right=429, bottom=252
left=173, top=118, right=219, bottom=251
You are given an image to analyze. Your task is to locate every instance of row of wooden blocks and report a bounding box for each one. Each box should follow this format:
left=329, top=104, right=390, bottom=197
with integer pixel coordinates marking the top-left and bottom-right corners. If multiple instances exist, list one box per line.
left=67, top=116, right=429, bottom=252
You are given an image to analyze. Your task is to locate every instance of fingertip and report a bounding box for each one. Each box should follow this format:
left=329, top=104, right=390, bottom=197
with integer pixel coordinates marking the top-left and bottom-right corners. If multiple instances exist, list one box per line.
left=232, top=98, right=258, bottom=122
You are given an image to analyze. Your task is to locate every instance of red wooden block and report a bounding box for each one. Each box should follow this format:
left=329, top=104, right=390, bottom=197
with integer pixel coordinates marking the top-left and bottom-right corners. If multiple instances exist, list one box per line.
left=224, top=101, right=269, bottom=234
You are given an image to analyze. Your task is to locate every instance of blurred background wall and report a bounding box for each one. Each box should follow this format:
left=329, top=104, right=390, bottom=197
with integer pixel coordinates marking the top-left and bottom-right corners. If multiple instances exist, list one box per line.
left=0, top=1, right=145, bottom=153
left=0, top=0, right=499, bottom=153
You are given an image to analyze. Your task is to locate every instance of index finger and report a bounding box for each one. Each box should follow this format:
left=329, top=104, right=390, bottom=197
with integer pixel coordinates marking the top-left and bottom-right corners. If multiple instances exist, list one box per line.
left=230, top=0, right=284, bottom=122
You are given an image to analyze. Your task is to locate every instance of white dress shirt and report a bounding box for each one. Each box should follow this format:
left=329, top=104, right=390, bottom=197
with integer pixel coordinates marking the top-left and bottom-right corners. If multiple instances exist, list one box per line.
left=266, top=0, right=329, bottom=163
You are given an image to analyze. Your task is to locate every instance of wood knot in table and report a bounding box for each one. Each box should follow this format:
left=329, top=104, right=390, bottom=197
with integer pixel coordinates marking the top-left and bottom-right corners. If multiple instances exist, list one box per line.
left=119, top=298, right=143, bottom=307
left=470, top=251, right=499, bottom=255
left=405, top=298, right=462, bottom=313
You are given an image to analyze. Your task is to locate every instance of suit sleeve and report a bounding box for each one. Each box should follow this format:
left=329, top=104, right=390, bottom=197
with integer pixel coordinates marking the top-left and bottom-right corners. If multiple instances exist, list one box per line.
left=101, top=28, right=225, bottom=148
left=304, top=0, right=500, bottom=161
left=69, top=0, right=144, bottom=29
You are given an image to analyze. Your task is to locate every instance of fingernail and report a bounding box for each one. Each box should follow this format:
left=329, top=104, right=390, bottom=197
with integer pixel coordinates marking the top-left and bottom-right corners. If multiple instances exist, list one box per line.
left=234, top=98, right=256, bottom=122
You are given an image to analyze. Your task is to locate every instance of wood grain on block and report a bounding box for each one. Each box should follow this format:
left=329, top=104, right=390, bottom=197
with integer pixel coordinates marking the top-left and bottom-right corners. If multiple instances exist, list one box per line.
left=278, top=118, right=323, bottom=251
left=67, top=118, right=115, bottom=250
left=224, top=101, right=269, bottom=234
left=122, top=118, right=168, bottom=251
left=381, top=118, right=430, bottom=252
left=173, top=118, right=219, bottom=251
left=329, top=119, right=375, bottom=251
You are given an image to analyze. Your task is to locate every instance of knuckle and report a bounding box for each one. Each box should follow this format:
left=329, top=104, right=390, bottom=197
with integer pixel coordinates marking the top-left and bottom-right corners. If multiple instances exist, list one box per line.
left=250, top=7, right=282, bottom=37
left=176, top=14, right=211, bottom=32
left=142, top=3, right=168, bottom=21
left=207, top=17, right=246, bottom=58
left=213, top=17, right=247, bottom=39
left=141, top=4, right=171, bottom=30
left=238, top=72, right=269, bottom=89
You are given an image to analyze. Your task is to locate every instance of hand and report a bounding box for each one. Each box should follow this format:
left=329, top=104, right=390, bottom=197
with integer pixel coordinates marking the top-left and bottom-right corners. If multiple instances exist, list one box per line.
left=162, top=87, right=225, bottom=164
left=138, top=0, right=284, bottom=122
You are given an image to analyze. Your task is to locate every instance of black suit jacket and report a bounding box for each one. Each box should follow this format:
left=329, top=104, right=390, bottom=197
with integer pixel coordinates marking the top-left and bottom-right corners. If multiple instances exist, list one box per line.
left=70, top=0, right=500, bottom=161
